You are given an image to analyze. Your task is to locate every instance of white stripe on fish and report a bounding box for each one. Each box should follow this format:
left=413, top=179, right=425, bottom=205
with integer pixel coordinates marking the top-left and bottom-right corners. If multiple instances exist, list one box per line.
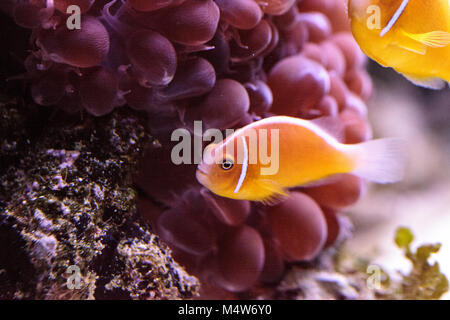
left=234, top=136, right=249, bottom=194
left=380, top=0, right=410, bottom=37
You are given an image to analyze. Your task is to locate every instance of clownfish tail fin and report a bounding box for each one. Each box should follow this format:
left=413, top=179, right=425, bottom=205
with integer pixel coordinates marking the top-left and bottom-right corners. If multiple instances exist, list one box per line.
left=351, top=138, right=406, bottom=184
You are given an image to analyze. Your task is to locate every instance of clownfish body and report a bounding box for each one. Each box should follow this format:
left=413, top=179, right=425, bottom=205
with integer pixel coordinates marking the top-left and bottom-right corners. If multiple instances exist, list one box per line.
left=348, top=0, right=450, bottom=89
left=196, top=116, right=405, bottom=202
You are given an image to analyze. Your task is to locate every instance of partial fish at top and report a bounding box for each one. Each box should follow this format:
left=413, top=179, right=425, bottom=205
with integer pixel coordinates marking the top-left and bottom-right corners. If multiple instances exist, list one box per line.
left=348, top=0, right=450, bottom=89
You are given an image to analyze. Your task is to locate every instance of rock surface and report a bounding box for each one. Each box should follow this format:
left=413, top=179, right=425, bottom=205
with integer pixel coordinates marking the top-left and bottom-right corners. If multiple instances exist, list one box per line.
left=0, top=97, right=199, bottom=299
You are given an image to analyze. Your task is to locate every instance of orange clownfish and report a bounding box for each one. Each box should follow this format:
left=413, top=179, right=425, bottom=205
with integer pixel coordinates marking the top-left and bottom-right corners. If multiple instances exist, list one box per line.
left=196, top=116, right=405, bottom=202
left=348, top=0, right=450, bottom=89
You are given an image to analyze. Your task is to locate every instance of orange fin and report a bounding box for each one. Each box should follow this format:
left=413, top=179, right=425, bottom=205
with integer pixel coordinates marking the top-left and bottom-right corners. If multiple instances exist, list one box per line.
left=401, top=73, right=447, bottom=90
left=352, top=138, right=406, bottom=184
left=255, top=179, right=288, bottom=206
left=391, top=37, right=426, bottom=55
left=311, top=116, right=345, bottom=142
left=401, top=29, right=450, bottom=48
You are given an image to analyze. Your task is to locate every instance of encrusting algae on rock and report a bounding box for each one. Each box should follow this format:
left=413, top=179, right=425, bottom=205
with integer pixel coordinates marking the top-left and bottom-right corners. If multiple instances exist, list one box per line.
left=0, top=97, right=199, bottom=299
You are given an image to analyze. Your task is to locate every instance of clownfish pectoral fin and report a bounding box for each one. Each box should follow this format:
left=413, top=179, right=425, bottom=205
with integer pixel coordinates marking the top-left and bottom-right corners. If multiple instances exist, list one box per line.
left=401, top=30, right=450, bottom=49
left=260, top=193, right=288, bottom=206
left=255, top=179, right=288, bottom=205
left=401, top=73, right=447, bottom=90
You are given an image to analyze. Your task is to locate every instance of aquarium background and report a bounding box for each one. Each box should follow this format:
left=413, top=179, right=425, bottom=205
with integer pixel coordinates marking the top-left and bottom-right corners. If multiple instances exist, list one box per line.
left=348, top=63, right=450, bottom=299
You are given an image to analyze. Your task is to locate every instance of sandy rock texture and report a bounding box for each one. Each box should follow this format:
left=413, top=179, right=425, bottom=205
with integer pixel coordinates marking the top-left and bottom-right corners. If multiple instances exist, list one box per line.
left=0, top=98, right=199, bottom=299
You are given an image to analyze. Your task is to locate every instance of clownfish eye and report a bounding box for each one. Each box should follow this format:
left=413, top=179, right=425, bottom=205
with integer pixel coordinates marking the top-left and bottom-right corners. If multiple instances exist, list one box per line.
left=221, top=159, right=234, bottom=170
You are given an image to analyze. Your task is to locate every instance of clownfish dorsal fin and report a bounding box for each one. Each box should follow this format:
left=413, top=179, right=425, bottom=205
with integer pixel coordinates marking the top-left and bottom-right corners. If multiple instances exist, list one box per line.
left=255, top=179, right=288, bottom=205
left=401, top=29, right=450, bottom=48
left=311, top=116, right=345, bottom=142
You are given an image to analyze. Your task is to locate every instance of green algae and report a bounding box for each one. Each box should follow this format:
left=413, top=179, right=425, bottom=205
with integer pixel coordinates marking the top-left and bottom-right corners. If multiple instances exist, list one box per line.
left=387, top=227, right=449, bottom=300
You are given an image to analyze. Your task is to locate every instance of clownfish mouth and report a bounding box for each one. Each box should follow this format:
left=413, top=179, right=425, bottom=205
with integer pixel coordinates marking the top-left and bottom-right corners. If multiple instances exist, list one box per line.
left=196, top=169, right=209, bottom=187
